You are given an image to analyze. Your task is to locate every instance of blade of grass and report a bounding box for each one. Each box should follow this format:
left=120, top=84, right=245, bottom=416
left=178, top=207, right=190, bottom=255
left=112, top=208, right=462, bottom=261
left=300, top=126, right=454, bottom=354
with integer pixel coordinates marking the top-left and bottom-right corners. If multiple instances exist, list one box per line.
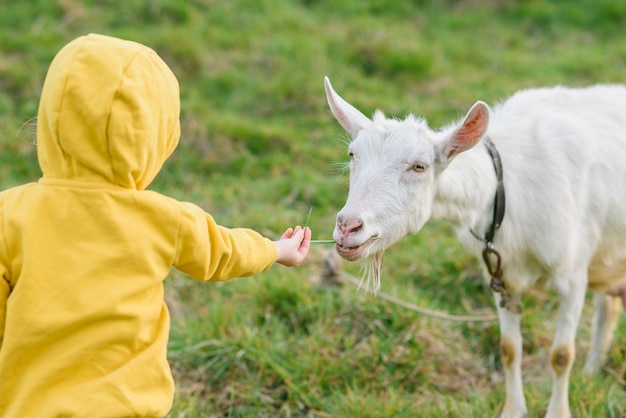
left=304, top=206, right=313, bottom=228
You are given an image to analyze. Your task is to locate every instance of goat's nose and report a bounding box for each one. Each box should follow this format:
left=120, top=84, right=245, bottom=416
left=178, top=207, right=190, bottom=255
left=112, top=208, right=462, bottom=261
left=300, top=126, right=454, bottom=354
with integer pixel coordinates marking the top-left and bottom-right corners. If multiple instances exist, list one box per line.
left=337, top=215, right=363, bottom=235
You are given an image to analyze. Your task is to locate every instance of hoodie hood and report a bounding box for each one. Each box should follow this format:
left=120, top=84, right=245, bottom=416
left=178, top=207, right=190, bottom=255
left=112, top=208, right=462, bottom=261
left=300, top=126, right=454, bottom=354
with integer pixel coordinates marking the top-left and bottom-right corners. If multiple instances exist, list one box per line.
left=37, top=34, right=181, bottom=190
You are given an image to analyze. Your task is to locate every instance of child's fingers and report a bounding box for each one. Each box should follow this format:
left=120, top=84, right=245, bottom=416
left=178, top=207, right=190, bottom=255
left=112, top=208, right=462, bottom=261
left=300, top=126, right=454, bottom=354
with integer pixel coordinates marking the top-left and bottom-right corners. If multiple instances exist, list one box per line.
left=280, top=227, right=294, bottom=240
left=292, top=226, right=308, bottom=243
left=299, top=227, right=312, bottom=252
left=287, top=226, right=303, bottom=240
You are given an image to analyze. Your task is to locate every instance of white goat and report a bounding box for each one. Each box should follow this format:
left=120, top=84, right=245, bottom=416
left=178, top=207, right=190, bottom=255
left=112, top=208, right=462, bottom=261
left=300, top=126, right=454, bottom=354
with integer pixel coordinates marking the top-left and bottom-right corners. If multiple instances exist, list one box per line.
left=324, top=76, right=626, bottom=418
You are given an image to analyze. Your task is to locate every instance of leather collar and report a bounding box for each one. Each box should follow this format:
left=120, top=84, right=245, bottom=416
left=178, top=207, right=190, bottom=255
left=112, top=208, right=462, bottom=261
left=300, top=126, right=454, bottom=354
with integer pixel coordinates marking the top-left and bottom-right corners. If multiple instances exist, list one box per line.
left=471, top=137, right=506, bottom=245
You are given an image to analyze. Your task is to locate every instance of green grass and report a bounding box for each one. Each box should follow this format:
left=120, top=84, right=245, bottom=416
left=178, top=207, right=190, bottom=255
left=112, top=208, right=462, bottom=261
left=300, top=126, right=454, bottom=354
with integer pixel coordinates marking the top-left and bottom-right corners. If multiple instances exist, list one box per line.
left=2, top=0, right=626, bottom=416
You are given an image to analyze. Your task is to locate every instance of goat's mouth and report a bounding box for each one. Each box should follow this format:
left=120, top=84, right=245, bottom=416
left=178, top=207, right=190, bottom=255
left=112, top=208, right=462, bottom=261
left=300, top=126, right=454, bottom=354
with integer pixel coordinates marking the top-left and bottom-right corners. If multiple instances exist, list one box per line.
left=335, top=237, right=378, bottom=261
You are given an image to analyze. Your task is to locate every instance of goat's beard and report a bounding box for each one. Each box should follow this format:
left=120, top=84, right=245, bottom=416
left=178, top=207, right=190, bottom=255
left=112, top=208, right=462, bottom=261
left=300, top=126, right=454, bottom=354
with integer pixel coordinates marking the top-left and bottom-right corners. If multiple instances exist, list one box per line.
left=358, top=251, right=385, bottom=295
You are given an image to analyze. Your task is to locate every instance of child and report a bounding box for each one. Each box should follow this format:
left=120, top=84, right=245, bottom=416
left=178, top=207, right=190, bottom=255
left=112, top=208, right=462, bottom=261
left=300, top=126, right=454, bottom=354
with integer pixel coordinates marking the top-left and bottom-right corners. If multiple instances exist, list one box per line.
left=0, top=33, right=311, bottom=417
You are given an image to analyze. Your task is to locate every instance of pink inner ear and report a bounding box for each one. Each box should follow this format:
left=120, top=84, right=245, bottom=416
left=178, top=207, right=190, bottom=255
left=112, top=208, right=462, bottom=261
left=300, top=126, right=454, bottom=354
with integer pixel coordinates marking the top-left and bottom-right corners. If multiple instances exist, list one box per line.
left=446, top=102, right=489, bottom=158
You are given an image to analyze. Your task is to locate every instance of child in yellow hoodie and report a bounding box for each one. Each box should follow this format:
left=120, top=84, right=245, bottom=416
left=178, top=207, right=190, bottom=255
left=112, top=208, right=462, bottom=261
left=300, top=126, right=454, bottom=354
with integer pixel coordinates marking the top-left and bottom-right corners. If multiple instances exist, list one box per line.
left=0, top=33, right=312, bottom=417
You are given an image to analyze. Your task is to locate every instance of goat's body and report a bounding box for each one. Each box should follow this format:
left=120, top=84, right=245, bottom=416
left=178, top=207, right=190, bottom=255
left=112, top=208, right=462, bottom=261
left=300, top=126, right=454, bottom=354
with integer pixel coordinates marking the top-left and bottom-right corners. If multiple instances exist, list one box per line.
left=443, top=86, right=626, bottom=417
left=448, top=85, right=626, bottom=296
left=325, top=78, right=626, bottom=418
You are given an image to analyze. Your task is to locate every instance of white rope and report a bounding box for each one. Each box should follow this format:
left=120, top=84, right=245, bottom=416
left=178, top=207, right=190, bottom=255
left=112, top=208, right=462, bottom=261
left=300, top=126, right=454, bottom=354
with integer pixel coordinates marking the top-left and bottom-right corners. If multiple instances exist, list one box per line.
left=338, top=270, right=498, bottom=323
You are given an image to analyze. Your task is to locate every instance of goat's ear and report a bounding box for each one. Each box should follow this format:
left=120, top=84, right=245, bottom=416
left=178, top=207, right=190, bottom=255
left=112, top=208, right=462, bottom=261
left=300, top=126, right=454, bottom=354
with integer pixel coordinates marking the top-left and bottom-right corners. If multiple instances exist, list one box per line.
left=441, top=101, right=490, bottom=160
left=324, top=76, right=371, bottom=138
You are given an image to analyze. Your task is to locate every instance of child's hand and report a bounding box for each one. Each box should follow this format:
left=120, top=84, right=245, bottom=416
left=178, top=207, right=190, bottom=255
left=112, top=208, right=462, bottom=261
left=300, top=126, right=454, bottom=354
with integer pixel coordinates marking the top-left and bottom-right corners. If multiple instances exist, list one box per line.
left=274, top=226, right=311, bottom=267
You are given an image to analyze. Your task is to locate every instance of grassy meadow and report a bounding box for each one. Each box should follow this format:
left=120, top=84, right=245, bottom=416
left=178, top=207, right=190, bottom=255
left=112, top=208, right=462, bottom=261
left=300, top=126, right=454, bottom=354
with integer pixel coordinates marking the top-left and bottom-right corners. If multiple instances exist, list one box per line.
left=1, top=0, right=626, bottom=416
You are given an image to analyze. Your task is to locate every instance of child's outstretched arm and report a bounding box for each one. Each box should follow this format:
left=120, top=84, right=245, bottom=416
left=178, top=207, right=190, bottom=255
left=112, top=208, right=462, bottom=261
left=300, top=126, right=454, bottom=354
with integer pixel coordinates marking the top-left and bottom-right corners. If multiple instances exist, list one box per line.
left=274, top=226, right=311, bottom=267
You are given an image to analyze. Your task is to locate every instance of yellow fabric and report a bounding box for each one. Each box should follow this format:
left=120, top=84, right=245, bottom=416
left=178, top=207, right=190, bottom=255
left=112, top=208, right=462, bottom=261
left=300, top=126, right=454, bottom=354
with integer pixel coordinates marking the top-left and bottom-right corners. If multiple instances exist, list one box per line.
left=0, top=34, right=277, bottom=418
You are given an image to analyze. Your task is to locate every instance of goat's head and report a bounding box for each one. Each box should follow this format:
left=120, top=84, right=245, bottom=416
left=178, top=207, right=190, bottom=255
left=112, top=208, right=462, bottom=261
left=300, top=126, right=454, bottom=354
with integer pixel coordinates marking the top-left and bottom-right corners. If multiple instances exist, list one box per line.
left=324, top=77, right=489, bottom=291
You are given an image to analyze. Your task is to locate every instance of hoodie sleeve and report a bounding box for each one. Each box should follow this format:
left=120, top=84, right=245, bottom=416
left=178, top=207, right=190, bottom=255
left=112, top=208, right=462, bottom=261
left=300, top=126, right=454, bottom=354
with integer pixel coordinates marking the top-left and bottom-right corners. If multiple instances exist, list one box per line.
left=0, top=198, right=10, bottom=347
left=173, top=201, right=277, bottom=282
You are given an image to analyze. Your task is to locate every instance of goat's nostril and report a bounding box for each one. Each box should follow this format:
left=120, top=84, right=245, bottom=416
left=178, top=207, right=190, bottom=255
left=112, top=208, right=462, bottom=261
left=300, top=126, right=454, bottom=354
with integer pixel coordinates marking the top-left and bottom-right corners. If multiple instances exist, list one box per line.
left=337, top=217, right=363, bottom=234
left=348, top=222, right=362, bottom=234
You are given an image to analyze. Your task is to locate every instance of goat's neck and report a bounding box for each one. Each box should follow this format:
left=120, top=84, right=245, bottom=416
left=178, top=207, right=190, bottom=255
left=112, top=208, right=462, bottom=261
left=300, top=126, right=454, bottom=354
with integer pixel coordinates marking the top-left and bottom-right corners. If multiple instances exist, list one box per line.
left=431, top=140, right=498, bottom=231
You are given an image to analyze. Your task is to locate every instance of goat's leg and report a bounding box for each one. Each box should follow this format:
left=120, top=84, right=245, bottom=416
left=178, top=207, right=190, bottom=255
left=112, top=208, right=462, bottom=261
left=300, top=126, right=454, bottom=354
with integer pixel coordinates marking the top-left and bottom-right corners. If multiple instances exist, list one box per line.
left=583, top=293, right=621, bottom=375
left=495, top=292, right=527, bottom=418
left=545, top=277, right=587, bottom=418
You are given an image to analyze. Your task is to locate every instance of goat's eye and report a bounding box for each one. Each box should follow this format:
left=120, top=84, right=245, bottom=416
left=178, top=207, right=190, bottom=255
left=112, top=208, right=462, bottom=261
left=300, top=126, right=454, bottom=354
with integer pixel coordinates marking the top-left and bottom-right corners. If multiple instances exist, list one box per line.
left=412, top=163, right=427, bottom=173
left=349, top=152, right=354, bottom=159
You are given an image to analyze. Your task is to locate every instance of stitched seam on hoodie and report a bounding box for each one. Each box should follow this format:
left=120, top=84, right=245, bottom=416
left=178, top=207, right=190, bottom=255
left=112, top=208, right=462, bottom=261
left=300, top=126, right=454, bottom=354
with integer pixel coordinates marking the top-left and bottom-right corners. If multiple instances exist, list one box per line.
left=105, top=49, right=146, bottom=188
left=54, top=49, right=80, bottom=176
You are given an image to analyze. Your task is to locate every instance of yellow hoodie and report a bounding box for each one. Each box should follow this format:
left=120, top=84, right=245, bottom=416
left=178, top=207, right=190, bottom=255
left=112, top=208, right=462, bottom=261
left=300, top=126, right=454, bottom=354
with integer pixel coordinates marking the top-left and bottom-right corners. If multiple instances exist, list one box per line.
left=0, top=34, right=277, bottom=417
